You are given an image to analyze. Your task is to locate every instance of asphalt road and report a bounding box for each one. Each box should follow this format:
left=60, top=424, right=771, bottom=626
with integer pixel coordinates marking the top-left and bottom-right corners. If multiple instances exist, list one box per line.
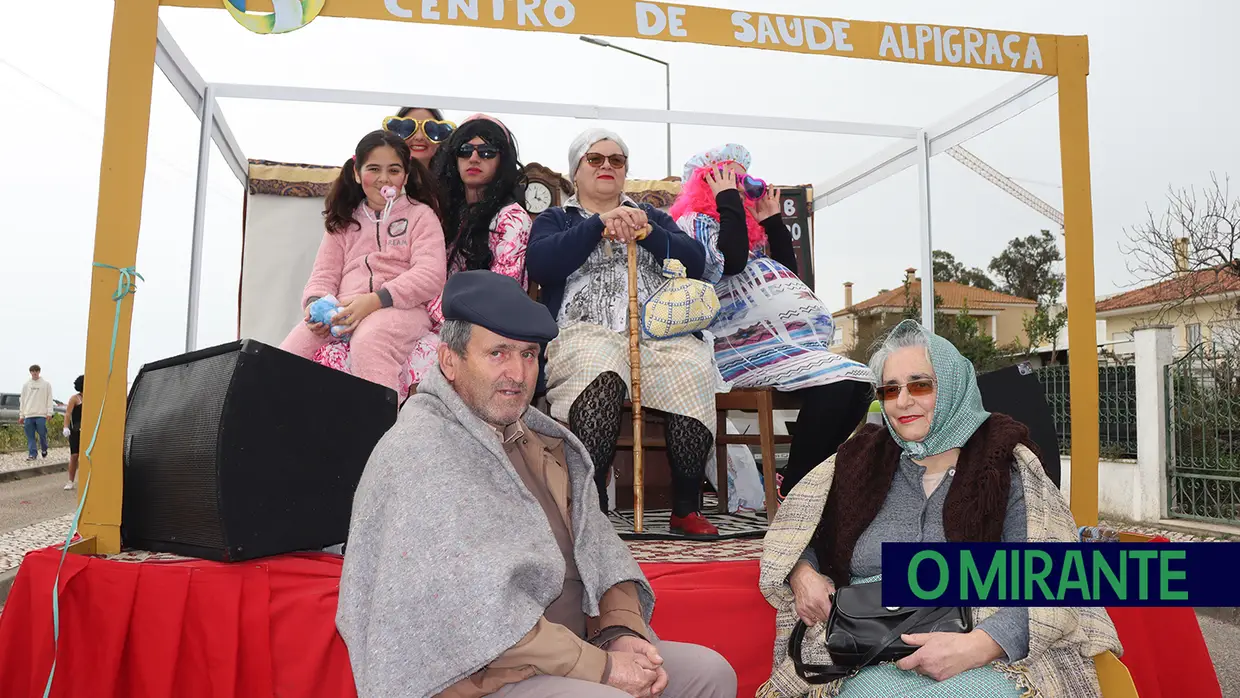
left=1198, top=613, right=1240, bottom=697
left=0, top=471, right=77, bottom=534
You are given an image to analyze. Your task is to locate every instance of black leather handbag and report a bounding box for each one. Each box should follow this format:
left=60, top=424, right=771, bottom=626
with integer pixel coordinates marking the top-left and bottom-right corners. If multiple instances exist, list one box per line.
left=788, top=580, right=973, bottom=683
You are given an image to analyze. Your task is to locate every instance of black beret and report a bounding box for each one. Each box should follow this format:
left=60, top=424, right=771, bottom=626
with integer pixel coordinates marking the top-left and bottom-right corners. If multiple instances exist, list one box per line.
left=442, top=270, right=559, bottom=344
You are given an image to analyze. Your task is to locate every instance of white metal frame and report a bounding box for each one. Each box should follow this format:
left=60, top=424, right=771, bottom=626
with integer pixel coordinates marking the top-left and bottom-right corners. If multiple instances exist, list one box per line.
left=157, top=20, right=1059, bottom=351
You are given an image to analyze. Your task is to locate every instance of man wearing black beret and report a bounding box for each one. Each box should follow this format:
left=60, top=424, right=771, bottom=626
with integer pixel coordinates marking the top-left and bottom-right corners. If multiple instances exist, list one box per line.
left=337, top=270, right=737, bottom=698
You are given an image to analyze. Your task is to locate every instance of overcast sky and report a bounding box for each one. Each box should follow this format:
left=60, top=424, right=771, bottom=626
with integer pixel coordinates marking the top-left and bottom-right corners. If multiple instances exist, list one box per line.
left=2, top=0, right=1237, bottom=396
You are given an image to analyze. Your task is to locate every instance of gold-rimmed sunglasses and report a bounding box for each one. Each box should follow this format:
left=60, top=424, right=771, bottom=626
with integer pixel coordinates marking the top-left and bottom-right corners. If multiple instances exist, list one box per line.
left=381, top=116, right=457, bottom=143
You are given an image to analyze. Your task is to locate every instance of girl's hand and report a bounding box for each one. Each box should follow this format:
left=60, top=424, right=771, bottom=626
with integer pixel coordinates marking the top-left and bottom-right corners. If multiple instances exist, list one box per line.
left=895, top=630, right=1005, bottom=681
left=789, top=562, right=836, bottom=626
left=755, top=186, right=782, bottom=221
left=333, top=293, right=383, bottom=335
left=705, top=166, right=739, bottom=197
left=304, top=305, right=331, bottom=338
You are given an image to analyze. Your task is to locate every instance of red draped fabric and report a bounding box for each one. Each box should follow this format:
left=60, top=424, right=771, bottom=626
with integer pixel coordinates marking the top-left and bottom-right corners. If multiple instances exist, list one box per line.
left=644, top=561, right=775, bottom=697
left=0, top=548, right=357, bottom=698
left=0, top=547, right=1222, bottom=698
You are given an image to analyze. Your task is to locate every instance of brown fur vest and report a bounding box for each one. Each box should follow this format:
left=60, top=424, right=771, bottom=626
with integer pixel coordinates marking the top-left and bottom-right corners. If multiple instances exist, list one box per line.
left=811, top=413, right=1041, bottom=585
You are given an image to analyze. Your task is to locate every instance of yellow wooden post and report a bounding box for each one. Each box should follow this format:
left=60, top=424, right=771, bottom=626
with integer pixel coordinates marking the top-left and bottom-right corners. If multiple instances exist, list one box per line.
left=78, top=0, right=162, bottom=554
left=1057, top=36, right=1100, bottom=527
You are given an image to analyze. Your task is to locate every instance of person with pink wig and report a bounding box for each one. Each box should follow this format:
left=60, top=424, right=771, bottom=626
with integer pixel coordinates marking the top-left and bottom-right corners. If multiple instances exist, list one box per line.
left=672, top=144, right=876, bottom=499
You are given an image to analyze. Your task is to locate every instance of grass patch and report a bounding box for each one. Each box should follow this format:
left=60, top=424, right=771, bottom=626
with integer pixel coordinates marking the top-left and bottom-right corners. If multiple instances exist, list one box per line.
left=0, top=415, right=69, bottom=454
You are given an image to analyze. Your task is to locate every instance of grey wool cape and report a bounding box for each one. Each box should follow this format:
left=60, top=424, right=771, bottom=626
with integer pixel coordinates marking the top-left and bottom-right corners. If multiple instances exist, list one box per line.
left=335, top=365, right=656, bottom=698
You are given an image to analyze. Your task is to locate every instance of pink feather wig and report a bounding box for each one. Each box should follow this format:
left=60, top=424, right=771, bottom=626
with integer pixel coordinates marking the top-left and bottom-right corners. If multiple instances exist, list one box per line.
left=669, top=163, right=767, bottom=250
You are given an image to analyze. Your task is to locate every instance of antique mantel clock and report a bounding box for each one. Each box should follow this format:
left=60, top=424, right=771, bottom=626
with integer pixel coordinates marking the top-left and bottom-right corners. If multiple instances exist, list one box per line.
left=521, top=163, right=573, bottom=214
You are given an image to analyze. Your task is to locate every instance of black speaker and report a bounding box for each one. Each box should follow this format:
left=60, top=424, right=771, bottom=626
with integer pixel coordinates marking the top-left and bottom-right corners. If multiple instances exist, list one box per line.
left=977, top=361, right=1062, bottom=488
left=121, top=339, right=398, bottom=562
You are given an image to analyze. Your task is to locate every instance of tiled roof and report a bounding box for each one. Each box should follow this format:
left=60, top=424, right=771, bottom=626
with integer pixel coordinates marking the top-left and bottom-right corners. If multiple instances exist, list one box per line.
left=1096, top=268, right=1240, bottom=313
left=837, top=280, right=1036, bottom=316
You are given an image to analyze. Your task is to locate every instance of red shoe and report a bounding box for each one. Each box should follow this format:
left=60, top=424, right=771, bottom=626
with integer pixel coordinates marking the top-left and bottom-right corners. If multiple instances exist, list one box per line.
left=669, top=512, right=719, bottom=537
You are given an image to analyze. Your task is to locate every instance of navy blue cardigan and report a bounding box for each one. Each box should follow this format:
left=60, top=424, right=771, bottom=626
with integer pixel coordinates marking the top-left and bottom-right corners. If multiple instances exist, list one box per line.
left=527, top=202, right=707, bottom=395
left=527, top=202, right=707, bottom=320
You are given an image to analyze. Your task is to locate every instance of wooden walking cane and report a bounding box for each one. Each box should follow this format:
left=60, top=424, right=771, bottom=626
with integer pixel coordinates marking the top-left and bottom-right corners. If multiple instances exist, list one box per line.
left=627, top=228, right=649, bottom=533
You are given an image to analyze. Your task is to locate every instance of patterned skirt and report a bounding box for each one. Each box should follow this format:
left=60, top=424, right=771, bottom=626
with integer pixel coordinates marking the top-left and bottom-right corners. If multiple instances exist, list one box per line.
left=545, top=322, right=718, bottom=434
left=712, top=258, right=874, bottom=391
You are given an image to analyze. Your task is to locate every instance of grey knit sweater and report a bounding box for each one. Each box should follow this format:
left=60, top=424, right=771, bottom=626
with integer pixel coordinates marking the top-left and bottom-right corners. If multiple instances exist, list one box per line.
left=799, top=454, right=1030, bottom=661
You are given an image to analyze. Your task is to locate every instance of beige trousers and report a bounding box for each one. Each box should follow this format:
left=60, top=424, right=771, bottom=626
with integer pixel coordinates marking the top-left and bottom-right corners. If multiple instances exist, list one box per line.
left=491, top=640, right=737, bottom=698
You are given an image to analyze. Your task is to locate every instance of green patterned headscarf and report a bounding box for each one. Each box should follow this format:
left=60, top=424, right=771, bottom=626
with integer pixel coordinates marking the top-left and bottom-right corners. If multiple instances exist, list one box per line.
left=872, top=320, right=990, bottom=458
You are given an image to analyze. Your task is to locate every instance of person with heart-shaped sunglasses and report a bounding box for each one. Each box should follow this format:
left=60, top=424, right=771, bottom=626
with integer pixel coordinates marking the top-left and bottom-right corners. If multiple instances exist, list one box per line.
left=671, top=144, right=877, bottom=505
left=382, top=106, right=456, bottom=169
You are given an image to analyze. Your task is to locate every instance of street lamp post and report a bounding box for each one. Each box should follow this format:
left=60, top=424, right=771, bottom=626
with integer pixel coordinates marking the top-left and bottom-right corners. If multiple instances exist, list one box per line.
left=580, top=36, right=671, bottom=179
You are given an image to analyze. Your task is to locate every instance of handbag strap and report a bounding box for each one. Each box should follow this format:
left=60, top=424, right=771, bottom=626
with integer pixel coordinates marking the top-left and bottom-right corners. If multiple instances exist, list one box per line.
left=788, top=605, right=958, bottom=684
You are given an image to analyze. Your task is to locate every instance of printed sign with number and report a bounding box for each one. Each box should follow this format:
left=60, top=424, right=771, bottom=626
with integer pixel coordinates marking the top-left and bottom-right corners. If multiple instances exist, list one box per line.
left=779, top=187, right=815, bottom=290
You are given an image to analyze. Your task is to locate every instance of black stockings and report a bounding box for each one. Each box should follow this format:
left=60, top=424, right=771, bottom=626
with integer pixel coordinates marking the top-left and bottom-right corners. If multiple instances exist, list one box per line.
left=663, top=412, right=713, bottom=517
left=567, top=371, right=713, bottom=516
left=569, top=372, right=626, bottom=510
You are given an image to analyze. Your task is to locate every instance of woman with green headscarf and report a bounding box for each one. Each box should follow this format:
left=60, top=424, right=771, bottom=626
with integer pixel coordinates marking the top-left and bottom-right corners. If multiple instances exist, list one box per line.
left=756, top=320, right=1121, bottom=698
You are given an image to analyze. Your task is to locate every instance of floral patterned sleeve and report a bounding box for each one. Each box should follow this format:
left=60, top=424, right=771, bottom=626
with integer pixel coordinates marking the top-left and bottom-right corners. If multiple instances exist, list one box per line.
left=489, top=203, right=533, bottom=289
left=676, top=212, right=724, bottom=284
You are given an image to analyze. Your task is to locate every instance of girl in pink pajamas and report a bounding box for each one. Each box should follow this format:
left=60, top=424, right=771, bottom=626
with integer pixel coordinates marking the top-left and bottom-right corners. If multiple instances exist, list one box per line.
left=280, top=130, right=446, bottom=393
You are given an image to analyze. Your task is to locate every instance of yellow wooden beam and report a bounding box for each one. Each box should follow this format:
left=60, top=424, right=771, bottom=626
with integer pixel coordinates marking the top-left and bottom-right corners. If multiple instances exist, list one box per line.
left=161, top=0, right=1062, bottom=76
left=1057, top=36, right=1099, bottom=527
left=66, top=537, right=98, bottom=557
left=79, top=0, right=161, bottom=554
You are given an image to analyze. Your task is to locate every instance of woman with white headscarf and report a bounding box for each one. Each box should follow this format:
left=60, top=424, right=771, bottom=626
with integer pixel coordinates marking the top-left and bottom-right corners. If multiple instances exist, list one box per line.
left=526, top=129, right=721, bottom=537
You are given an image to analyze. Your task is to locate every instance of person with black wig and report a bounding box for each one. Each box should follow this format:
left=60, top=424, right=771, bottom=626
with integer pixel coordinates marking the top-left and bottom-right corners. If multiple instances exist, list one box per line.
left=404, top=114, right=534, bottom=386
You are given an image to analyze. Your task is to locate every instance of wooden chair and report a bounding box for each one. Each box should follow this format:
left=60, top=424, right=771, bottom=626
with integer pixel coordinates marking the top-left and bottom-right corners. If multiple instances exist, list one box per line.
left=714, top=387, right=802, bottom=522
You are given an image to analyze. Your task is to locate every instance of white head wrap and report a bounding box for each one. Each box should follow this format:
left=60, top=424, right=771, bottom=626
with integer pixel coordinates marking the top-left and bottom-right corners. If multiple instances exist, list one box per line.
left=568, top=128, right=629, bottom=182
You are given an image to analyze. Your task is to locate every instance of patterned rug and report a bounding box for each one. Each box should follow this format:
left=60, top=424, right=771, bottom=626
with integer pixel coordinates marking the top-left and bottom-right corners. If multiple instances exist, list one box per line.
left=608, top=494, right=770, bottom=542
left=626, top=538, right=763, bottom=563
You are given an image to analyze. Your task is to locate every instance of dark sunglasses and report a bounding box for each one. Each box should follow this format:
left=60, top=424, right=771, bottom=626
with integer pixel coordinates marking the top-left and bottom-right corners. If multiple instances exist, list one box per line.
left=875, top=379, right=936, bottom=402
left=456, top=143, right=501, bottom=160
left=382, top=116, right=456, bottom=143
left=584, top=152, right=628, bottom=169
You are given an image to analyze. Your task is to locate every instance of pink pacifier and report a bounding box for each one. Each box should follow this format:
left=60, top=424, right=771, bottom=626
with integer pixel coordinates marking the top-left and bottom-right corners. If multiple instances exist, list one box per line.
left=380, top=186, right=398, bottom=200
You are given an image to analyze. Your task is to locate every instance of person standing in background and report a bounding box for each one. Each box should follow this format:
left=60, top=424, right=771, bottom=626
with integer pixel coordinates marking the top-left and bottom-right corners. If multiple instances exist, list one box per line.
left=62, top=375, right=84, bottom=489
left=19, top=364, right=53, bottom=461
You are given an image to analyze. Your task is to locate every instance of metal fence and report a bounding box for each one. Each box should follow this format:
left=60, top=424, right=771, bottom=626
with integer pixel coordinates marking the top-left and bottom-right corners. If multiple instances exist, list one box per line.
left=1165, top=344, right=1240, bottom=523
left=1035, top=364, right=1138, bottom=459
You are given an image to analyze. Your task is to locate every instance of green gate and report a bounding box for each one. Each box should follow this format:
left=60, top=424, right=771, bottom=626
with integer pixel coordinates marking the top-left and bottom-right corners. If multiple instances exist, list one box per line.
left=1165, top=343, right=1240, bottom=523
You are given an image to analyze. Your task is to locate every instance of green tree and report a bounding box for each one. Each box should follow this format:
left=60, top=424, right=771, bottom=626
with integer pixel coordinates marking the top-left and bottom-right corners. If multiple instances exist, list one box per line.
left=933, top=250, right=996, bottom=290
left=1022, top=304, right=1068, bottom=362
left=988, top=230, right=1065, bottom=302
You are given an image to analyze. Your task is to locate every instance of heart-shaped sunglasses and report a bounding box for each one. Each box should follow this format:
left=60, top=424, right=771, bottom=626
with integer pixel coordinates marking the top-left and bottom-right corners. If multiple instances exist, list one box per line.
left=711, top=166, right=768, bottom=200
left=382, top=116, right=456, bottom=143
left=740, top=174, right=768, bottom=200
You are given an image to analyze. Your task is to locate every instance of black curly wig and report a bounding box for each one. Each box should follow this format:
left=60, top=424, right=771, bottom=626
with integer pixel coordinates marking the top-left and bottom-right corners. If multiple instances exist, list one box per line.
left=430, top=118, right=527, bottom=272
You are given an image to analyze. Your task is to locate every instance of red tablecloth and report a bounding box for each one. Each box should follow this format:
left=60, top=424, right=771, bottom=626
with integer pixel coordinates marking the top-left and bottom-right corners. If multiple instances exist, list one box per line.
left=0, top=547, right=1222, bottom=698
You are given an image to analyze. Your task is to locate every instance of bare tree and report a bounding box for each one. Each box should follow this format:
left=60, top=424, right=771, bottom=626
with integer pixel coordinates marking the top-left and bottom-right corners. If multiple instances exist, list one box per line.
left=1119, top=173, right=1240, bottom=326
